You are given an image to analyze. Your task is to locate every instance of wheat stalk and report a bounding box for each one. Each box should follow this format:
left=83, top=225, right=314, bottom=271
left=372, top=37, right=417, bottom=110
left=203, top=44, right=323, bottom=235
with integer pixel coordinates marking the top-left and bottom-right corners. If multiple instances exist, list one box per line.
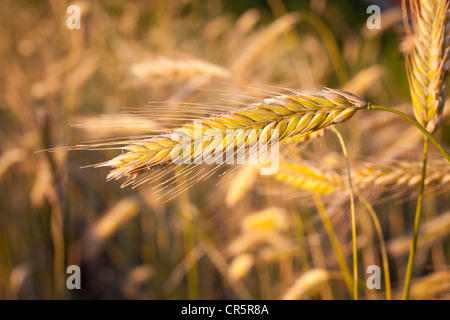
left=404, top=0, right=450, bottom=133
left=96, top=88, right=366, bottom=187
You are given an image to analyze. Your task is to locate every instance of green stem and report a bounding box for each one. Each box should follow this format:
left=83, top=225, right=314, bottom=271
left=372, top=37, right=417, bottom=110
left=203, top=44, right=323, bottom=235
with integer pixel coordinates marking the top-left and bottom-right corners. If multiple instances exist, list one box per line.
left=402, top=137, right=429, bottom=300
left=332, top=127, right=358, bottom=300
left=367, top=105, right=450, bottom=162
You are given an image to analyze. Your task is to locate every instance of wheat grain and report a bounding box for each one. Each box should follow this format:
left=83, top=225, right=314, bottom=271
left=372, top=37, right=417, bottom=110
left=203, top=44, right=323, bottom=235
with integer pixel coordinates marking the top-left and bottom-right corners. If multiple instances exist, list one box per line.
left=281, top=127, right=327, bottom=144
left=404, top=0, right=450, bottom=133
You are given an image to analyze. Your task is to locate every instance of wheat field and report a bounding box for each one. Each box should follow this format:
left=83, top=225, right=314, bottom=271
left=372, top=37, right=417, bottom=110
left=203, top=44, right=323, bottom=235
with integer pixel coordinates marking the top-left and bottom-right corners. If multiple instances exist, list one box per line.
left=0, top=0, right=449, bottom=300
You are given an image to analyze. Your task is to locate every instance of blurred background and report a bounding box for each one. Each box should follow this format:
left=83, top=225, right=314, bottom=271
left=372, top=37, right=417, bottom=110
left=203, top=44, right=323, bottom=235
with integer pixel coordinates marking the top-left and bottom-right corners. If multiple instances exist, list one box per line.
left=0, top=0, right=448, bottom=299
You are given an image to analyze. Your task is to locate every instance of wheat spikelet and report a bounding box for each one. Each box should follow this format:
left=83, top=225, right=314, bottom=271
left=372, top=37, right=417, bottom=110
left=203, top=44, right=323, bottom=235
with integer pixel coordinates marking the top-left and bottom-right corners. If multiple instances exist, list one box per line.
left=96, top=88, right=366, bottom=187
left=130, top=57, right=232, bottom=85
left=281, top=127, right=327, bottom=144
left=354, top=161, right=450, bottom=189
left=227, top=254, right=255, bottom=282
left=404, top=0, right=450, bottom=133
left=271, top=161, right=343, bottom=194
left=225, top=165, right=258, bottom=207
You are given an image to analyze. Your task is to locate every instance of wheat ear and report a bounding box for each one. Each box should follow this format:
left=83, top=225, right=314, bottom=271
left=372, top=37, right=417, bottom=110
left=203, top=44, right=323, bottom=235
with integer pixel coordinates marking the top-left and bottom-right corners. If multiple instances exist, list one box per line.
left=272, top=161, right=343, bottom=194
left=98, top=89, right=366, bottom=186
left=354, top=161, right=450, bottom=190
left=404, top=0, right=450, bottom=133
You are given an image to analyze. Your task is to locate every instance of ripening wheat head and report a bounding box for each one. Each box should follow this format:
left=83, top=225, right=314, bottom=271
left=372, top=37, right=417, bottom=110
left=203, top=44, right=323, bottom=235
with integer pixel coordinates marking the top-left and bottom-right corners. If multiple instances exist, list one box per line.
left=405, top=0, right=450, bottom=133
left=354, top=160, right=450, bottom=190
left=97, top=89, right=366, bottom=187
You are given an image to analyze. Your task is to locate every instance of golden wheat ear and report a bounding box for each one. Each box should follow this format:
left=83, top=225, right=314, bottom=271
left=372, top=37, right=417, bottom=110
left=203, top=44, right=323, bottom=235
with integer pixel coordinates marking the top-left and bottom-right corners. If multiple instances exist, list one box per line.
left=268, top=161, right=343, bottom=194
left=353, top=160, right=450, bottom=191
left=95, top=88, right=366, bottom=187
left=403, top=0, right=450, bottom=133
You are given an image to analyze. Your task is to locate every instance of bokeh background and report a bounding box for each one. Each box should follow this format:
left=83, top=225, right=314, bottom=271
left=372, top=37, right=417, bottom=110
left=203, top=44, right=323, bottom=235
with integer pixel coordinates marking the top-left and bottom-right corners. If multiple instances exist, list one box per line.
left=0, top=0, right=448, bottom=299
